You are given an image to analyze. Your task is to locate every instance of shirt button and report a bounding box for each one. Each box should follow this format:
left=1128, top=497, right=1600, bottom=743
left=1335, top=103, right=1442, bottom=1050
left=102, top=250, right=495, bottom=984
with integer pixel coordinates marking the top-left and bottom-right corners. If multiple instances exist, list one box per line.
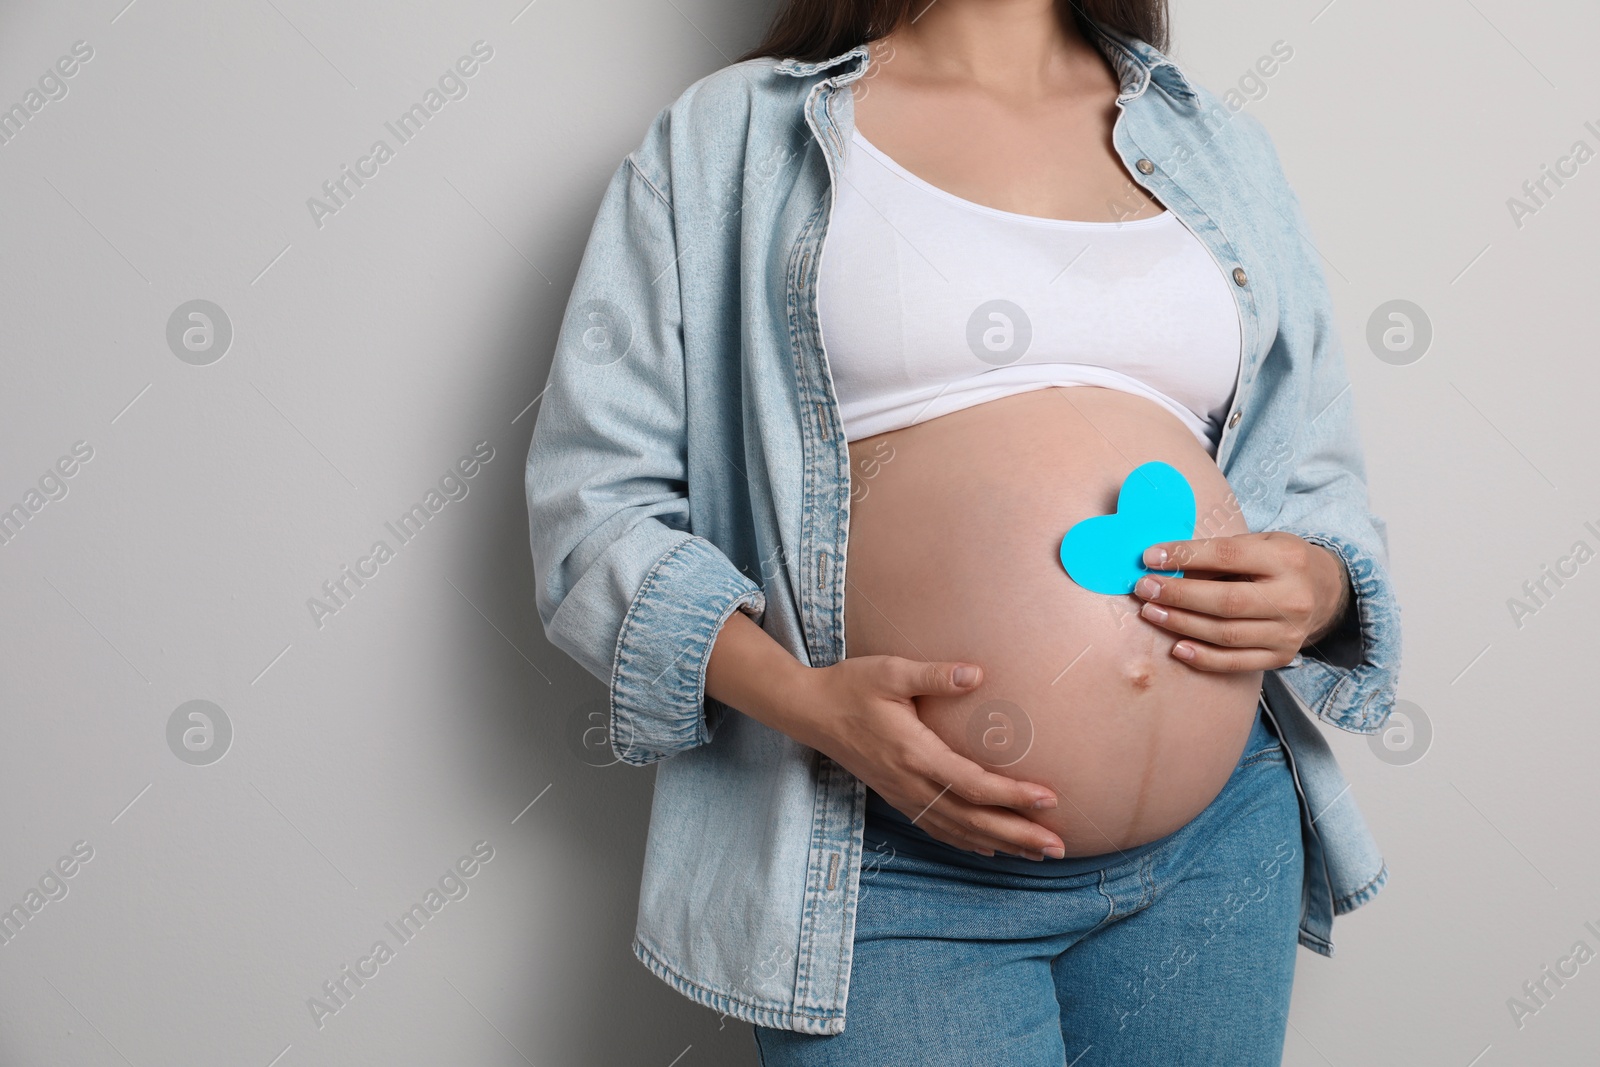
left=1228, top=410, right=1242, bottom=429
left=1136, top=158, right=1155, bottom=175
left=1232, top=267, right=1249, bottom=287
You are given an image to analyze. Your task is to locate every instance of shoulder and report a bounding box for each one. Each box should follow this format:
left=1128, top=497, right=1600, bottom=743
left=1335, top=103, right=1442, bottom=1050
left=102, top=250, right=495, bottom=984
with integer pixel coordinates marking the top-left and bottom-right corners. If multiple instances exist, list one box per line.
left=1182, top=79, right=1289, bottom=174
left=1161, top=77, right=1331, bottom=286
left=625, top=57, right=821, bottom=204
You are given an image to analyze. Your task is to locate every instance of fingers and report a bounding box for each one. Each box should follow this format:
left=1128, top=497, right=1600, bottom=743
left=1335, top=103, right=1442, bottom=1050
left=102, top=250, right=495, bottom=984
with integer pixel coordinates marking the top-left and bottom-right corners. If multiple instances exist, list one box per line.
left=1134, top=572, right=1272, bottom=621
left=939, top=799, right=1065, bottom=858
left=1136, top=600, right=1283, bottom=650
left=905, top=756, right=1067, bottom=857
left=1165, top=641, right=1288, bottom=672
left=1143, top=532, right=1286, bottom=576
left=866, top=656, right=1069, bottom=857
left=1132, top=584, right=1303, bottom=670
left=909, top=804, right=1013, bottom=857
left=908, top=797, right=1059, bottom=859
left=888, top=657, right=983, bottom=697
left=918, top=743, right=1059, bottom=814
left=1134, top=566, right=1315, bottom=667
left=916, top=808, right=1045, bottom=860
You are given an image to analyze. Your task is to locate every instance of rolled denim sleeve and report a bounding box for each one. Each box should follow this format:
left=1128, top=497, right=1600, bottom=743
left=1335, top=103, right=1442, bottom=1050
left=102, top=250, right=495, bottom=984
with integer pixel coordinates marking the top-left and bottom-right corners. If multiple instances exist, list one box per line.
left=1242, top=113, right=1403, bottom=735
left=525, top=132, right=766, bottom=767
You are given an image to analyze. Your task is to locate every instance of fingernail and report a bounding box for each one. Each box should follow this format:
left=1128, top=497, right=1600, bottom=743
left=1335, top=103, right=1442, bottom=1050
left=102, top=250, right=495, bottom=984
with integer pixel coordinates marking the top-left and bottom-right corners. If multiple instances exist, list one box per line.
left=1135, top=577, right=1161, bottom=599
left=1141, top=602, right=1168, bottom=624
left=1173, top=642, right=1196, bottom=661
left=977, top=848, right=995, bottom=857
left=953, top=665, right=979, bottom=686
left=1033, top=794, right=1058, bottom=810
left=1144, top=547, right=1168, bottom=567
left=1042, top=846, right=1066, bottom=860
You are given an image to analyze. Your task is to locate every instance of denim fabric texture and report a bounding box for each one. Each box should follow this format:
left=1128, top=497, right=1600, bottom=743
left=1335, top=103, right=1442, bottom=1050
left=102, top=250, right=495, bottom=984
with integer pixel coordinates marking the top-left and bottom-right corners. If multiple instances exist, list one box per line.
left=753, top=704, right=1304, bottom=1065
left=525, top=15, right=1403, bottom=1035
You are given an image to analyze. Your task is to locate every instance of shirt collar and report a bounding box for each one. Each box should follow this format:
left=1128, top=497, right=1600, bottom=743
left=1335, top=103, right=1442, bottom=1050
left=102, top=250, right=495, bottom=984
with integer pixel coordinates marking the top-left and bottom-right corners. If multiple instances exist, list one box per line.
left=772, top=15, right=1200, bottom=110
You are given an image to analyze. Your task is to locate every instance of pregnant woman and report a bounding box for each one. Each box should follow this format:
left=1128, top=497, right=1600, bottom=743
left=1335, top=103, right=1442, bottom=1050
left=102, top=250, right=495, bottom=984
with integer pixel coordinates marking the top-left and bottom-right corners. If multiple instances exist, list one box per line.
left=526, top=0, right=1402, bottom=1064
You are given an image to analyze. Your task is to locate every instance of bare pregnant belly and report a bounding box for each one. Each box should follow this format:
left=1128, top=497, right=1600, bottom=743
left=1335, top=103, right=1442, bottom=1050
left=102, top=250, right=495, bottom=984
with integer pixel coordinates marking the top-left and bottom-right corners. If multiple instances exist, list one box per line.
left=844, top=386, right=1264, bottom=856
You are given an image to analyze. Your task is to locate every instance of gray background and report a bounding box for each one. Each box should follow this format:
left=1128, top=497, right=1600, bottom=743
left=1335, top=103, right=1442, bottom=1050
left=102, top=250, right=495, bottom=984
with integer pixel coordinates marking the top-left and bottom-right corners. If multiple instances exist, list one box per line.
left=0, top=0, right=1594, bottom=1063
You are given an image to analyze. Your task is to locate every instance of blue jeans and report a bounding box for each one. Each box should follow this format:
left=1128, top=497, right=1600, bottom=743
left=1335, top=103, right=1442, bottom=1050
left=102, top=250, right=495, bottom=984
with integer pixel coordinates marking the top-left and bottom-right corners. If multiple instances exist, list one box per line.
left=753, top=701, right=1305, bottom=1066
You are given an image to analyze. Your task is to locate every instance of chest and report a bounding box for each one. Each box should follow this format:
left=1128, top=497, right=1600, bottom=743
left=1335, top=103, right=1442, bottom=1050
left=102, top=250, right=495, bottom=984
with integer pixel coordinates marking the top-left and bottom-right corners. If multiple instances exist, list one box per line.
left=849, top=81, right=1164, bottom=224
left=816, top=126, right=1245, bottom=447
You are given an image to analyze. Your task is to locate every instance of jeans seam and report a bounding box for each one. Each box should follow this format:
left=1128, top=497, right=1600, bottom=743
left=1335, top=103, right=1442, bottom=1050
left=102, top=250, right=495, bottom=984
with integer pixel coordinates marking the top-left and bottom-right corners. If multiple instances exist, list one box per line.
left=1089, top=867, right=1119, bottom=935
left=1239, top=747, right=1286, bottom=770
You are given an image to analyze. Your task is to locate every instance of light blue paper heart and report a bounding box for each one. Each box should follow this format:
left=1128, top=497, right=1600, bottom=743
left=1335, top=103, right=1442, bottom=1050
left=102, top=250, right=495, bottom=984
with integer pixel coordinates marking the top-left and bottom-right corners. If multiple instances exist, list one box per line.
left=1059, top=461, right=1196, bottom=595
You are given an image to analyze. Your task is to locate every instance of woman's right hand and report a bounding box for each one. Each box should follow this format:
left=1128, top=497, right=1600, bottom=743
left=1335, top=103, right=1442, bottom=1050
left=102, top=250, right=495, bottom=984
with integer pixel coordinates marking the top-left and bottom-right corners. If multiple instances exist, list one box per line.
left=704, top=611, right=1066, bottom=859
left=792, top=656, right=1068, bottom=860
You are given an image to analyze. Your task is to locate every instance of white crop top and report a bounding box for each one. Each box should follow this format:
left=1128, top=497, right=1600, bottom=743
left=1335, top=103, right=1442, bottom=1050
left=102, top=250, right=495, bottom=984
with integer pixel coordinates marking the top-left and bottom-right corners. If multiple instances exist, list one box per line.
left=817, top=129, right=1243, bottom=453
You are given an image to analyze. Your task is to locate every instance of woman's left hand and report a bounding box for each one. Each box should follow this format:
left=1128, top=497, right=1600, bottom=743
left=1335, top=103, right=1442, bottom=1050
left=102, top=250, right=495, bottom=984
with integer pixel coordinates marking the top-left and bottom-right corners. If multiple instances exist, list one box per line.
left=1131, top=532, right=1353, bottom=672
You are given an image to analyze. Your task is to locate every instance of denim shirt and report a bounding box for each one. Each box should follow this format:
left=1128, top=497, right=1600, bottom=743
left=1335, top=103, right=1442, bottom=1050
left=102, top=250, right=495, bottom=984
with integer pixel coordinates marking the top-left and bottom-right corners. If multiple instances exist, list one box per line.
left=525, top=18, right=1403, bottom=1036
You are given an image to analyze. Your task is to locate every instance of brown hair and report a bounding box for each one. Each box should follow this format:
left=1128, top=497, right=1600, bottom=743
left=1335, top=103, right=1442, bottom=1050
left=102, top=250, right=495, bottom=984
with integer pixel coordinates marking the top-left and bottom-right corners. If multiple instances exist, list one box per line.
left=737, top=0, right=1169, bottom=64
